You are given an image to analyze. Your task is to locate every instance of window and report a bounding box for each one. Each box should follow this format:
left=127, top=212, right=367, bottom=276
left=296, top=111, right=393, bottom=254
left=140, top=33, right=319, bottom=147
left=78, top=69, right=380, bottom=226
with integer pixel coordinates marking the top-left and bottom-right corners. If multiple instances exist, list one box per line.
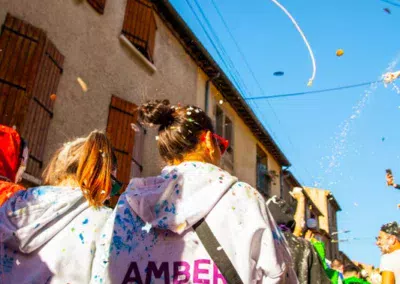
left=106, top=95, right=138, bottom=205
left=0, top=14, right=64, bottom=179
left=215, top=105, right=234, bottom=172
left=87, top=0, right=107, bottom=14
left=256, top=146, right=271, bottom=198
left=122, top=0, right=157, bottom=63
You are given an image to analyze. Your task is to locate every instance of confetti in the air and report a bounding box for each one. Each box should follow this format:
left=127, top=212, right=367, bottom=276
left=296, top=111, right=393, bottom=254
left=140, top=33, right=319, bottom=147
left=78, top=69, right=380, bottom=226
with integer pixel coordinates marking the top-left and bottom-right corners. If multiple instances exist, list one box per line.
left=217, top=246, right=223, bottom=251
left=336, top=49, right=344, bottom=57
left=219, top=100, right=224, bottom=105
left=77, top=77, right=88, bottom=92
left=155, top=136, right=159, bottom=141
left=50, top=94, right=57, bottom=101
left=354, top=202, right=359, bottom=207
left=314, top=53, right=400, bottom=187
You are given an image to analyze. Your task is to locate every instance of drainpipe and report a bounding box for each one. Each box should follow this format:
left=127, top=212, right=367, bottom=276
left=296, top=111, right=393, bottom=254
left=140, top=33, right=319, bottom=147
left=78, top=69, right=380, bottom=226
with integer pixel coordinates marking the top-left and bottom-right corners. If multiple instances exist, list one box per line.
left=204, top=73, right=220, bottom=114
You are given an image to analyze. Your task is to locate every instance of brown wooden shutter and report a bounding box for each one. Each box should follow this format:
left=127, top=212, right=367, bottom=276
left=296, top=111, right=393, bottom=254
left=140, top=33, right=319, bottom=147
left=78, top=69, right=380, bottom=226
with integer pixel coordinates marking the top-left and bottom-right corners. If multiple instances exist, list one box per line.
left=106, top=95, right=137, bottom=201
left=122, top=0, right=157, bottom=63
left=22, top=39, right=64, bottom=178
left=87, top=0, right=107, bottom=14
left=0, top=14, right=46, bottom=131
left=0, top=14, right=64, bottom=179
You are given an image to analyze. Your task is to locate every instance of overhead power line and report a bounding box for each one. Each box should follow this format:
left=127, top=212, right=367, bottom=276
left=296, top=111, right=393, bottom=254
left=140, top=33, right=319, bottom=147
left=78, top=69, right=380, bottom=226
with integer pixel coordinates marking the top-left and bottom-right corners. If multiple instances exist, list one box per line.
left=246, top=80, right=382, bottom=101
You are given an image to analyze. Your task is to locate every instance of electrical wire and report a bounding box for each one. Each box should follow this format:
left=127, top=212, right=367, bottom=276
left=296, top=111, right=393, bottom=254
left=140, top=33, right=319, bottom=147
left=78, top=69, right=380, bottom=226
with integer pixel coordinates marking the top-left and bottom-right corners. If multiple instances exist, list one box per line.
left=246, top=80, right=382, bottom=101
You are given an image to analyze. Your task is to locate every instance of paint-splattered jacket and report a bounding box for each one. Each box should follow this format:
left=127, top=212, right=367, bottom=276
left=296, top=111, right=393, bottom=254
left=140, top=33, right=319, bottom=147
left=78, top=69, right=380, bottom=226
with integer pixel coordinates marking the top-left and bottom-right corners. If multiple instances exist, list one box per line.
left=92, top=162, right=298, bottom=284
left=0, top=186, right=111, bottom=283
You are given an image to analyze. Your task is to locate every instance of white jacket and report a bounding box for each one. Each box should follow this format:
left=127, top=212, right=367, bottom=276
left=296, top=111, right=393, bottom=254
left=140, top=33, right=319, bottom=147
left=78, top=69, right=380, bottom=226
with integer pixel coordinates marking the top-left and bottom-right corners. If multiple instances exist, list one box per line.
left=92, top=162, right=297, bottom=283
left=0, top=186, right=111, bottom=283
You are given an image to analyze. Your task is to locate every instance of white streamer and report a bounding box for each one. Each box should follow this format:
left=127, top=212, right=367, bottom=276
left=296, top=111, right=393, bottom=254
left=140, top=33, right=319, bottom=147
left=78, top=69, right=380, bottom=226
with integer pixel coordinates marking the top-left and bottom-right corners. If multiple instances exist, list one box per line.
left=271, top=0, right=317, bottom=86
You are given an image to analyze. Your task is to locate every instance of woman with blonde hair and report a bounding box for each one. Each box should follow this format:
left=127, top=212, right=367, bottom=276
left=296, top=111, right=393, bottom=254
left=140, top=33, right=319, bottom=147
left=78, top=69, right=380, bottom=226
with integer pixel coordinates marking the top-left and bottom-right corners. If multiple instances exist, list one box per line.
left=0, top=130, right=118, bottom=283
left=92, top=100, right=297, bottom=284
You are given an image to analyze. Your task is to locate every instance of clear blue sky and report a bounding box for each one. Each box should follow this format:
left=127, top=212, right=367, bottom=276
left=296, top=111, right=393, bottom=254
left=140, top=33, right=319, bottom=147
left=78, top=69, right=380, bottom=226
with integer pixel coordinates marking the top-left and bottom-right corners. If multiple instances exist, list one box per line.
left=170, top=0, right=400, bottom=266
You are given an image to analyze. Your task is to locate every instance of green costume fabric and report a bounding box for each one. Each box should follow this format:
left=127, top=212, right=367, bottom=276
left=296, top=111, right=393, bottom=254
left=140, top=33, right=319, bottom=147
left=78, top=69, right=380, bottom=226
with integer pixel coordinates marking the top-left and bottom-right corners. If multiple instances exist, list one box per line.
left=310, top=238, right=340, bottom=284
left=343, top=276, right=370, bottom=284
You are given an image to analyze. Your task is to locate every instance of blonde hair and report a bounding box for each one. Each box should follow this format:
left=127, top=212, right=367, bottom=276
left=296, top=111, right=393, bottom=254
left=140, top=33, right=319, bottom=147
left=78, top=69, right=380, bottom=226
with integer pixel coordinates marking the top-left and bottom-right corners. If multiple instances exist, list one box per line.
left=43, top=130, right=115, bottom=207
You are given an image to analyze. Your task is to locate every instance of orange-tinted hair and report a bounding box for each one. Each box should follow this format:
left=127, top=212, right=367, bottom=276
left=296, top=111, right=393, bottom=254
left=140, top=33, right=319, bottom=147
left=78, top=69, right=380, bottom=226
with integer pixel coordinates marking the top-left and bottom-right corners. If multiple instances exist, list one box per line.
left=43, top=130, right=115, bottom=207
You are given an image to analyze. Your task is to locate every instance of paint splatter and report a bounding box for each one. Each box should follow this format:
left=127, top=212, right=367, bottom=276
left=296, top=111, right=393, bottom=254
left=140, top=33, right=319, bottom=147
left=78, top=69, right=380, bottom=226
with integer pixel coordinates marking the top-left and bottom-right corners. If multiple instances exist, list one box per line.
left=82, top=218, right=89, bottom=225
left=79, top=233, right=84, bottom=244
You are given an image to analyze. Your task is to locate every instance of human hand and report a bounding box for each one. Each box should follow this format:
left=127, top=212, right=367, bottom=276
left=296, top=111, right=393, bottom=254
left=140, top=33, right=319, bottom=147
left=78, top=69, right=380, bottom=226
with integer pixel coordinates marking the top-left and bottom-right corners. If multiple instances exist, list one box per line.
left=290, top=187, right=305, bottom=201
left=386, top=173, right=394, bottom=186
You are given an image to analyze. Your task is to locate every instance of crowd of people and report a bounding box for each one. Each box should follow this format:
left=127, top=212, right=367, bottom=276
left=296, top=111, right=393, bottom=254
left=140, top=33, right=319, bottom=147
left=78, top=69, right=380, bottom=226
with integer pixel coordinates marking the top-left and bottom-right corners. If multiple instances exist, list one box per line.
left=0, top=100, right=399, bottom=283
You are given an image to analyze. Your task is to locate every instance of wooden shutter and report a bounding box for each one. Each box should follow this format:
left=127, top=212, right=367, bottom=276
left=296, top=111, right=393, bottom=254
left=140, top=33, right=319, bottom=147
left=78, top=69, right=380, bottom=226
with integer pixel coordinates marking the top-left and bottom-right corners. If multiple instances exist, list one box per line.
left=0, top=14, right=46, bottom=131
left=22, top=39, right=64, bottom=178
left=122, top=0, right=157, bottom=63
left=87, top=0, right=107, bottom=14
left=106, top=95, right=137, bottom=200
left=0, top=14, right=64, bottom=179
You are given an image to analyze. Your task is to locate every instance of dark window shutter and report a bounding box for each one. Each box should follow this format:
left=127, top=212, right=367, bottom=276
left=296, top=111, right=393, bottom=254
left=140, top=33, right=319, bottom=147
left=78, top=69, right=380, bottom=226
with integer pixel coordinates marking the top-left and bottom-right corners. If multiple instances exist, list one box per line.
left=106, top=95, right=137, bottom=203
left=0, top=14, right=64, bottom=179
left=87, top=0, right=107, bottom=14
left=122, top=0, right=157, bottom=63
left=0, top=13, right=46, bottom=131
left=22, top=39, right=64, bottom=178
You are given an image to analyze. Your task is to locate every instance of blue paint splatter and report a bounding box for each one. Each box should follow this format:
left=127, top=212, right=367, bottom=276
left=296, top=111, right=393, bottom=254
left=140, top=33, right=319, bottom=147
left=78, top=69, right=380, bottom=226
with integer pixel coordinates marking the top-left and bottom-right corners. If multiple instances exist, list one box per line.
left=176, top=190, right=180, bottom=195
left=164, top=203, right=176, bottom=215
left=79, top=233, right=84, bottom=244
left=34, top=223, right=40, bottom=229
left=111, top=235, right=137, bottom=255
left=2, top=253, right=15, bottom=273
left=82, top=218, right=89, bottom=225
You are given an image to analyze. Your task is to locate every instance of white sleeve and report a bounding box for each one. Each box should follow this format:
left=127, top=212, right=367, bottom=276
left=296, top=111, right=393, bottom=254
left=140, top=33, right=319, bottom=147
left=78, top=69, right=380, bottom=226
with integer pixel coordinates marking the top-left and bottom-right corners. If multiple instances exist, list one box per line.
left=380, top=254, right=394, bottom=272
left=251, top=197, right=297, bottom=283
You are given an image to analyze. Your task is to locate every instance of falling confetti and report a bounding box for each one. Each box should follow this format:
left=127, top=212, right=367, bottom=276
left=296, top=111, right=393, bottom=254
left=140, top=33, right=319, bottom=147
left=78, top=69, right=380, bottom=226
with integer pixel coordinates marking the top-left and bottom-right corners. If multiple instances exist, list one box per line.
left=50, top=94, right=57, bottom=101
left=336, top=49, right=344, bottom=57
left=382, top=137, right=386, bottom=142
left=77, top=77, right=88, bottom=92
left=354, top=202, right=359, bottom=207
left=314, top=53, right=400, bottom=187
left=271, top=0, right=317, bottom=86
left=217, top=246, right=223, bottom=251
left=273, top=71, right=284, bottom=76
left=384, top=8, right=391, bottom=14
left=219, top=100, right=224, bottom=105
left=155, top=136, right=159, bottom=141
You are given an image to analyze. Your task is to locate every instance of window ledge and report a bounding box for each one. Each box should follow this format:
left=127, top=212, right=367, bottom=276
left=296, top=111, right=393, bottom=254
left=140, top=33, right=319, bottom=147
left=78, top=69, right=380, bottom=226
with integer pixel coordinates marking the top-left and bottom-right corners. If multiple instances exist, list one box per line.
left=119, top=34, right=157, bottom=74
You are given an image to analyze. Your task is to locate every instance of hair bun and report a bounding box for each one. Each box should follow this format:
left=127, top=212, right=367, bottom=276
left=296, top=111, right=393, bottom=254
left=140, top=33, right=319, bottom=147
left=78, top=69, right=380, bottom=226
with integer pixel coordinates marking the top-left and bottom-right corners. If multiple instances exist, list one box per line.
left=139, top=100, right=175, bottom=127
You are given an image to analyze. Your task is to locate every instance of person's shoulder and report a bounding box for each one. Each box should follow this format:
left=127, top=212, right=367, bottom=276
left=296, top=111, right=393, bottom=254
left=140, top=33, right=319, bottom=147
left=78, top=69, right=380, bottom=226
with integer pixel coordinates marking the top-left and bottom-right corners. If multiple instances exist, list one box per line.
left=379, top=251, right=399, bottom=271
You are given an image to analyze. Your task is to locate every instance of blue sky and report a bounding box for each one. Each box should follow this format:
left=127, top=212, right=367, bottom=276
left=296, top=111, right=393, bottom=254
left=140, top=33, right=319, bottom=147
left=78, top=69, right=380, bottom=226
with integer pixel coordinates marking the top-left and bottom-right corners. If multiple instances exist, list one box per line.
left=170, top=0, right=400, bottom=266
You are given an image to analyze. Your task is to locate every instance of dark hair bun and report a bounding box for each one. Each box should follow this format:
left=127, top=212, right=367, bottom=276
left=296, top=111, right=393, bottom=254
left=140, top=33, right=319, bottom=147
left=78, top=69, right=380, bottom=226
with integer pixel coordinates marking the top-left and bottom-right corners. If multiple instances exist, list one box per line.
left=139, top=100, right=175, bottom=127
